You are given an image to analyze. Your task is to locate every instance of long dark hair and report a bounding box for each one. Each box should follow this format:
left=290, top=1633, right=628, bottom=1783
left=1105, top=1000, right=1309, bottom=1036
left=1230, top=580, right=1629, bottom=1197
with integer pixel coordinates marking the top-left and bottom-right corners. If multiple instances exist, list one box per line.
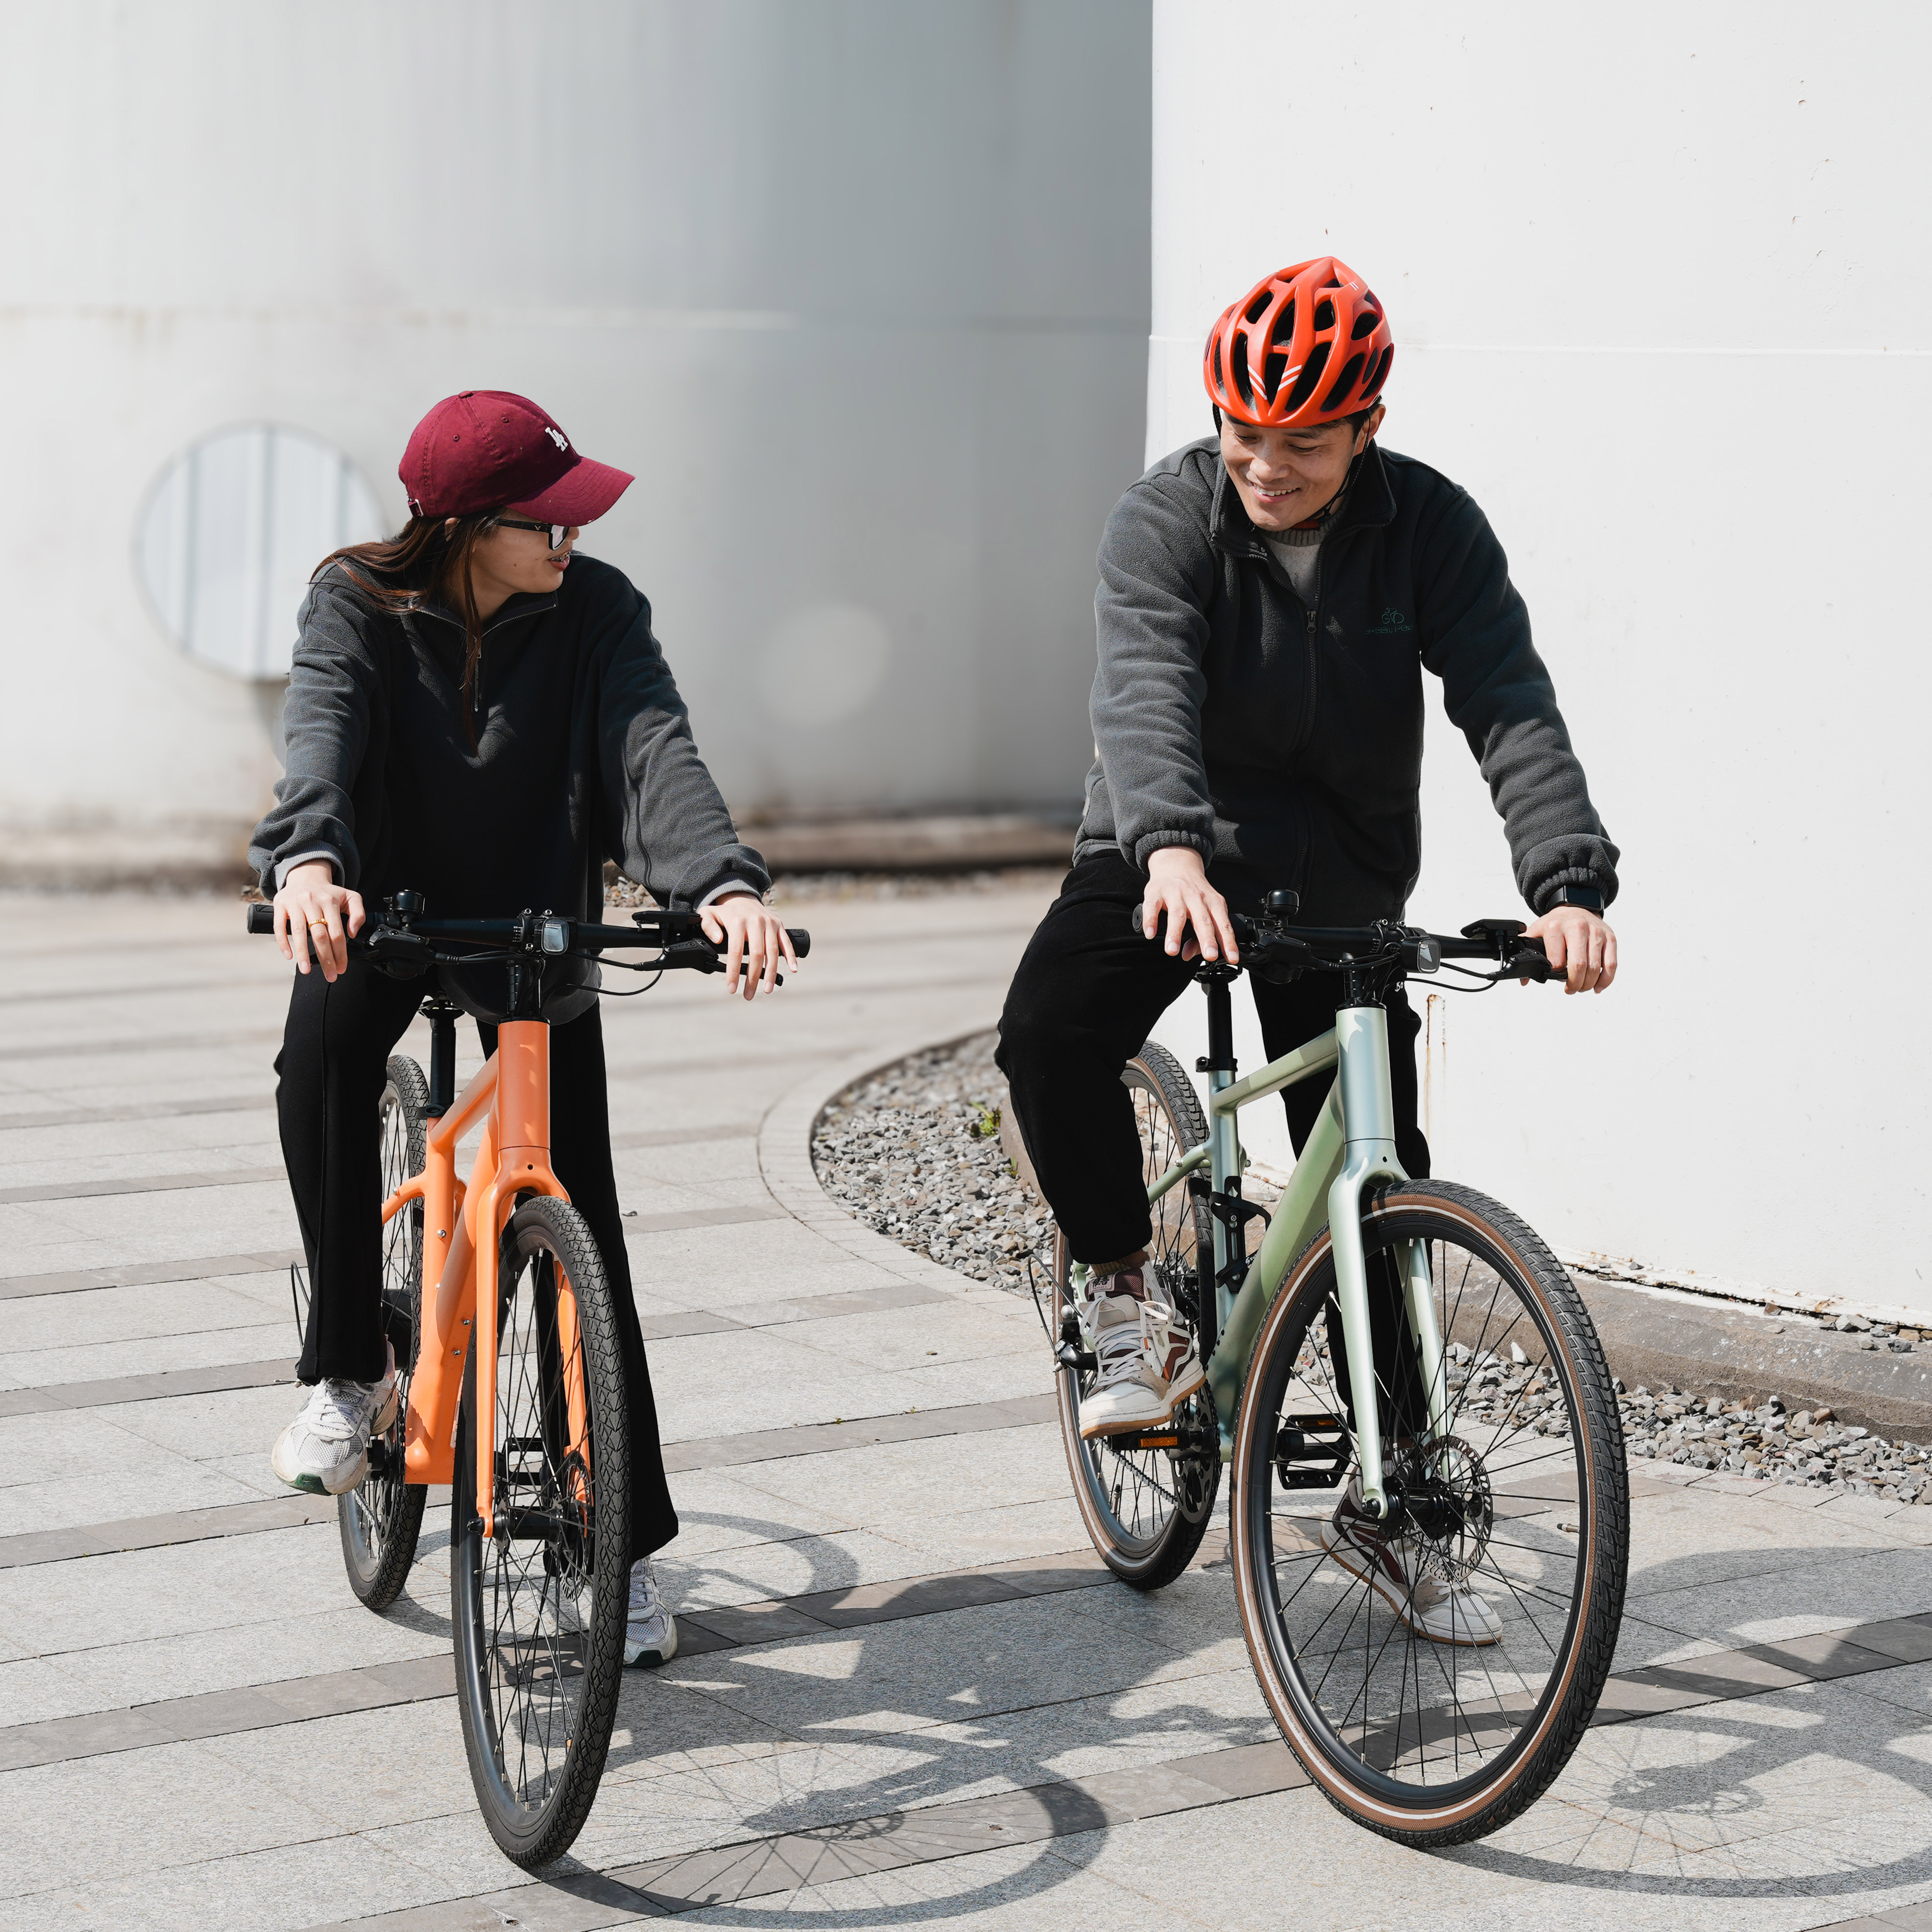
left=313, top=513, right=504, bottom=741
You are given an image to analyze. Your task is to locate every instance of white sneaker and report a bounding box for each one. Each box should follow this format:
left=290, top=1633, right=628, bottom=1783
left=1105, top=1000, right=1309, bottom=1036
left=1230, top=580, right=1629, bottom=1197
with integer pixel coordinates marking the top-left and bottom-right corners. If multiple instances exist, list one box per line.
left=624, top=1558, right=678, bottom=1667
left=1321, top=1478, right=1503, bottom=1645
left=1078, top=1288, right=1205, bottom=1439
left=270, top=1343, right=399, bottom=1496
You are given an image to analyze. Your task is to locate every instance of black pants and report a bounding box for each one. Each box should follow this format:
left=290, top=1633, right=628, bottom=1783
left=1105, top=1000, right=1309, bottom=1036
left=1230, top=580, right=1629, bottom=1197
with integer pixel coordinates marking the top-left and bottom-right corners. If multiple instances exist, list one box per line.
left=276, top=962, right=678, bottom=1556
left=996, top=853, right=1428, bottom=1438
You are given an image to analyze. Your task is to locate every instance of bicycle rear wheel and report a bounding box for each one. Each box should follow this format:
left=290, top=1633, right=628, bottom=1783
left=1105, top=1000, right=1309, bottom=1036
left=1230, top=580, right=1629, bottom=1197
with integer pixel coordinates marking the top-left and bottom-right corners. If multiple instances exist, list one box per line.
left=1053, top=1041, right=1221, bottom=1590
left=338, top=1055, right=429, bottom=1611
left=1231, top=1180, right=1627, bottom=1845
left=451, top=1194, right=630, bottom=1869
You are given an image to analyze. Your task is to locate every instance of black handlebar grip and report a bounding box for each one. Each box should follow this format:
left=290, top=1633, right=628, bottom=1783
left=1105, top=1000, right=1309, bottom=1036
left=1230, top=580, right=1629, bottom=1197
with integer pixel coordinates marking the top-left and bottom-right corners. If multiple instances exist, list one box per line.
left=246, top=903, right=275, bottom=936
left=788, top=929, right=811, bottom=960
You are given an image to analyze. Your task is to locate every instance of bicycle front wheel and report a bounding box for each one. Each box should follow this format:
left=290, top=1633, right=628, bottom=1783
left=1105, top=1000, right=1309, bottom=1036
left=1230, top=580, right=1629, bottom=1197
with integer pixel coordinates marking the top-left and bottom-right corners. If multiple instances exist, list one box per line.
left=451, top=1194, right=631, bottom=1869
left=1232, top=1180, right=1627, bottom=1845
left=1054, top=1040, right=1221, bottom=1590
left=338, top=1055, right=429, bottom=1611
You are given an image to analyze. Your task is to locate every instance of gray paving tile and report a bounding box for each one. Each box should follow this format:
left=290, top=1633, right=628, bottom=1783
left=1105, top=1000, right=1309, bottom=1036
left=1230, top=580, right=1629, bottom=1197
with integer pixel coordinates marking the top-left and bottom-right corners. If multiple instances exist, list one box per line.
left=0, top=1355, right=292, bottom=1416
left=1749, top=1629, right=1904, bottom=1681
left=0, top=1492, right=332, bottom=1569
left=658, top=1391, right=1056, bottom=1473
left=12, top=1824, right=454, bottom=1930
left=791, top=1568, right=1033, bottom=1627
left=0, top=1250, right=302, bottom=1303
left=0, top=1164, right=285, bottom=1205
left=680, top=1601, right=835, bottom=1645
left=1853, top=1618, right=1932, bottom=1666
left=1164, top=1738, right=1308, bottom=1797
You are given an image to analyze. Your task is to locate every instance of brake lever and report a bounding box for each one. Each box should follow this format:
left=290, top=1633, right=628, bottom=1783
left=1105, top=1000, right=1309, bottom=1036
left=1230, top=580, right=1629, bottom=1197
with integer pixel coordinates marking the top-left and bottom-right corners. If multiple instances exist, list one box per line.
left=1504, top=943, right=1559, bottom=984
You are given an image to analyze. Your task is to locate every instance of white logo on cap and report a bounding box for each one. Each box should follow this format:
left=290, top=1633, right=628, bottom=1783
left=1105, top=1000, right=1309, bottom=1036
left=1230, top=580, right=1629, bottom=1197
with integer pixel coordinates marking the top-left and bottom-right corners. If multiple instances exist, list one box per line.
left=545, top=427, right=567, bottom=450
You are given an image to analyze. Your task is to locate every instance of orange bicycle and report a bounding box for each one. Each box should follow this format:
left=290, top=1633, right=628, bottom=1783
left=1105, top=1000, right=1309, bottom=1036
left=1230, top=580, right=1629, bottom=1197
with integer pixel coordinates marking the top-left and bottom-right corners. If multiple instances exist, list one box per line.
left=249, top=889, right=808, bottom=1866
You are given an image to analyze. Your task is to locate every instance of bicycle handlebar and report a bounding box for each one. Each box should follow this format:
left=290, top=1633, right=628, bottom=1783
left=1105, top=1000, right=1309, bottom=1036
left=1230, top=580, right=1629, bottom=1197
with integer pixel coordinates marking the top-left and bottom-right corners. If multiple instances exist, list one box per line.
left=1129, top=903, right=1560, bottom=985
left=244, top=900, right=811, bottom=973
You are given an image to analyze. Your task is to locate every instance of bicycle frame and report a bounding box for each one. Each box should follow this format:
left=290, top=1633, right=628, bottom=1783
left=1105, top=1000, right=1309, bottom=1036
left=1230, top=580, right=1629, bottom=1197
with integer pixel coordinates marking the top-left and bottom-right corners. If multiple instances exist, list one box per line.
left=1144, top=978, right=1440, bottom=1520
left=380, top=1015, right=583, bottom=1539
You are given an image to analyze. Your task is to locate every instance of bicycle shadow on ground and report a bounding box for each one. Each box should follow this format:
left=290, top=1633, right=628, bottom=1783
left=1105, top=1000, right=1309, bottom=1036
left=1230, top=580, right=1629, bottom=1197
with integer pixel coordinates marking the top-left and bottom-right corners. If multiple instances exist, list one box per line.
left=534, top=1504, right=1263, bottom=1919
left=1439, top=1536, right=1932, bottom=1906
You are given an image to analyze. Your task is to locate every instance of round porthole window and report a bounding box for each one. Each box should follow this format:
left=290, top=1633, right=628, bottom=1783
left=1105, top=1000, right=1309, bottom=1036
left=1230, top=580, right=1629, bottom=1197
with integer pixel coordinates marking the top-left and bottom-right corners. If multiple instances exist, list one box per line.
left=137, top=424, right=387, bottom=681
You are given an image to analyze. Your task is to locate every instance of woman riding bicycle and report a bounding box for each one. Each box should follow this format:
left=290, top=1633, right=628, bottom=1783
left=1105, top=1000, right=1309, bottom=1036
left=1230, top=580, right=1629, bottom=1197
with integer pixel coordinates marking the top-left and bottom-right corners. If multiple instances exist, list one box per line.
left=998, top=259, right=1621, bottom=1624
left=249, top=390, right=794, bottom=1668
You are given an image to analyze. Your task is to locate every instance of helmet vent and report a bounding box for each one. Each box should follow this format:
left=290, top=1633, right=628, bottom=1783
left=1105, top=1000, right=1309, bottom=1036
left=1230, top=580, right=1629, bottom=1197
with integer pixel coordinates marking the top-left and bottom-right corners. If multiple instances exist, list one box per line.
left=1365, top=343, right=1394, bottom=397
left=1244, top=288, right=1273, bottom=325
left=1283, top=340, right=1330, bottom=415
left=1314, top=298, right=1336, bottom=332
left=1262, top=351, right=1288, bottom=401
left=1322, top=275, right=1342, bottom=289
left=1230, top=332, right=1255, bottom=406
left=1210, top=337, right=1224, bottom=394
left=1319, top=352, right=1366, bottom=415
left=1351, top=309, right=1381, bottom=340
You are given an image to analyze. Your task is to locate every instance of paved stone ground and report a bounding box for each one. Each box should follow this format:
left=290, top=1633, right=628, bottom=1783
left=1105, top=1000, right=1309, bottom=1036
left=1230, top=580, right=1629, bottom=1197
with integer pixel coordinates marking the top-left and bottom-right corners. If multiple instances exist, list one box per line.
left=4, top=886, right=1932, bottom=1932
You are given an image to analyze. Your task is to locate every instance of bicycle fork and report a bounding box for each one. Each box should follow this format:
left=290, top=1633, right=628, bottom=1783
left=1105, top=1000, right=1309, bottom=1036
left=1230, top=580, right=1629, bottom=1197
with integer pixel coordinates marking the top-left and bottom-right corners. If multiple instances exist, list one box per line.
left=1327, top=1005, right=1446, bottom=1519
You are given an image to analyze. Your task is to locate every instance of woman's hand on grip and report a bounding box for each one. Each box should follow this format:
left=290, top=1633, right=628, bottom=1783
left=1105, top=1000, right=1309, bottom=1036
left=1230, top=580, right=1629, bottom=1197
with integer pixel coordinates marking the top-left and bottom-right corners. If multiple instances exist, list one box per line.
left=700, top=891, right=798, bottom=1000
left=274, top=861, right=366, bottom=982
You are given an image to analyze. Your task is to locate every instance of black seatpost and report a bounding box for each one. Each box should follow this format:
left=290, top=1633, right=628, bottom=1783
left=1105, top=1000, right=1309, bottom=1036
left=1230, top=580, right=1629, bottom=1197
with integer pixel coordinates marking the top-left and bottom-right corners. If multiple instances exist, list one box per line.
left=1197, top=965, right=1238, bottom=1075
left=423, top=999, right=461, bottom=1116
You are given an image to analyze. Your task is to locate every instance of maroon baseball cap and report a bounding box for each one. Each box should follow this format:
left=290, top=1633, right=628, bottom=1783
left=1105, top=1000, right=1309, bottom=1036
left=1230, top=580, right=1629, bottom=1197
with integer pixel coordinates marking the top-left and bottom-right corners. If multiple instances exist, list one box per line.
left=399, top=390, right=633, bottom=525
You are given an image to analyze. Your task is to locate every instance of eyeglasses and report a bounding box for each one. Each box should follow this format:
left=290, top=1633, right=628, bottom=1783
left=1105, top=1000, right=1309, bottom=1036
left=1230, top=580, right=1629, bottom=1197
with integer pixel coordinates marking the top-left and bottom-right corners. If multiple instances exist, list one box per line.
left=496, top=518, right=572, bottom=550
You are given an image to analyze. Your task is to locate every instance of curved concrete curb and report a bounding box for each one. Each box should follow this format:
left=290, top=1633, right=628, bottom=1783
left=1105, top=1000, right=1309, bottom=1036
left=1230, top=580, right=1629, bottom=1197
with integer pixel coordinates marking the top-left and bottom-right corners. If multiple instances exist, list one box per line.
left=756, top=1014, right=1013, bottom=1300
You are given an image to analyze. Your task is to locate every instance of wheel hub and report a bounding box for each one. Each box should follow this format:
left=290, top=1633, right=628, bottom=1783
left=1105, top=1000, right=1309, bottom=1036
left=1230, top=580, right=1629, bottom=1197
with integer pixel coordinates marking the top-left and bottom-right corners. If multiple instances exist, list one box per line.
left=1388, top=1435, right=1494, bottom=1577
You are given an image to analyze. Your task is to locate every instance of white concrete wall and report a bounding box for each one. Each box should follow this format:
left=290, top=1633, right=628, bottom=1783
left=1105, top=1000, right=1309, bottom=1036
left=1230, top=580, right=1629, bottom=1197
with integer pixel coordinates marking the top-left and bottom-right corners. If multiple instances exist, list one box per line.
left=1146, top=2, right=1932, bottom=1310
left=0, top=0, right=1150, bottom=868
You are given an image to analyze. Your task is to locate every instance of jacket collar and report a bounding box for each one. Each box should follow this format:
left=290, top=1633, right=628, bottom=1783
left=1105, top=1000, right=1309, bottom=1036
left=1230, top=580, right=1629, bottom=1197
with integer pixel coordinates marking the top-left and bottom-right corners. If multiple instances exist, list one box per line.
left=411, top=588, right=558, bottom=638
left=1208, top=439, right=1397, bottom=559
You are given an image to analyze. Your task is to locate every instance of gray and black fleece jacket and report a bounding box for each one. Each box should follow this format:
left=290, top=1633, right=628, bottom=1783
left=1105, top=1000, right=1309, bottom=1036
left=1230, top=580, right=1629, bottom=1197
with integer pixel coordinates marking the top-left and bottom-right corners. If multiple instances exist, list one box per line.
left=1074, top=438, right=1619, bottom=923
left=248, top=554, right=768, bottom=918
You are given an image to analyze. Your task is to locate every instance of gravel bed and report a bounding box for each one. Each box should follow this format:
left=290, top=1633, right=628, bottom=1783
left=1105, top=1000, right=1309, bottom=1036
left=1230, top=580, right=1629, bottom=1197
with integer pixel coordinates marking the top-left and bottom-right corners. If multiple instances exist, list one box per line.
left=812, top=1032, right=1048, bottom=1294
left=1618, top=1385, right=1932, bottom=1497
left=812, top=1035, right=1932, bottom=1495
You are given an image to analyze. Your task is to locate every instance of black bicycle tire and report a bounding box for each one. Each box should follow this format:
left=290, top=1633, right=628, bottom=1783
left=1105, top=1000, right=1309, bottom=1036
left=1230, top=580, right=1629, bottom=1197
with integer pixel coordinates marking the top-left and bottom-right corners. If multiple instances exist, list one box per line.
left=1054, top=1040, right=1222, bottom=1591
left=1231, top=1179, right=1628, bottom=1846
left=338, top=1055, right=430, bottom=1611
left=451, top=1194, right=630, bottom=1869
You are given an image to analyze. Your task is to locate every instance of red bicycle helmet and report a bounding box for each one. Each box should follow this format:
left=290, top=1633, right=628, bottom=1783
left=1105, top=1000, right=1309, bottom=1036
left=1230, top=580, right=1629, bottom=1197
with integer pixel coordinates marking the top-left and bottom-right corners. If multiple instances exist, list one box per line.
left=1203, top=257, right=1393, bottom=428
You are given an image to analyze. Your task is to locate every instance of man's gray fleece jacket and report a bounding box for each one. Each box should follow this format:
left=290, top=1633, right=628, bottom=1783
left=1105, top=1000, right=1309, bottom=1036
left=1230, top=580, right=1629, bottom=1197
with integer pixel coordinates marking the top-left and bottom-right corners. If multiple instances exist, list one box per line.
left=1074, top=438, right=1618, bottom=923
left=249, top=555, right=768, bottom=918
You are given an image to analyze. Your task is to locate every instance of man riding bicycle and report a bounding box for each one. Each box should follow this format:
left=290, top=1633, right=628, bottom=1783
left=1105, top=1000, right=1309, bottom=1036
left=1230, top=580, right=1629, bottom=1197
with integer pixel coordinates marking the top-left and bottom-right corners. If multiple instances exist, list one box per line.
left=997, top=257, right=1619, bottom=1633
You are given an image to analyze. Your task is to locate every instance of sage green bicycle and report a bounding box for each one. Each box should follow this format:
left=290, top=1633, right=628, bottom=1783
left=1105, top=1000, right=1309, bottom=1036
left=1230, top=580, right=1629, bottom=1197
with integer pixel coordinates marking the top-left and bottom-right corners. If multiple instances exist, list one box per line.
left=1051, top=893, right=1628, bottom=1845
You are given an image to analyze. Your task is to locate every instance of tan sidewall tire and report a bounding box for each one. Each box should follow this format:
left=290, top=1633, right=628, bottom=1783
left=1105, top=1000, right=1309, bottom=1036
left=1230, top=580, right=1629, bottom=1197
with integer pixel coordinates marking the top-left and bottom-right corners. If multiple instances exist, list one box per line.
left=1231, top=1182, right=1625, bottom=1841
